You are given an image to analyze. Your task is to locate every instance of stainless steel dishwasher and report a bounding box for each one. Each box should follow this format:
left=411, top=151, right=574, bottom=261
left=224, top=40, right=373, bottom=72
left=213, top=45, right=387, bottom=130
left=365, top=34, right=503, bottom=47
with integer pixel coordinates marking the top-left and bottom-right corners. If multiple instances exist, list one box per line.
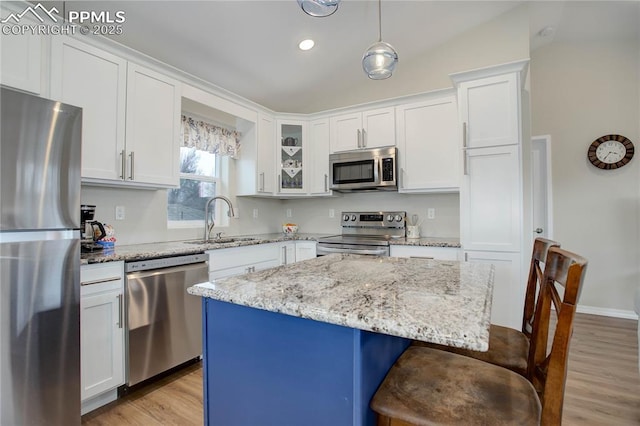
left=124, top=253, right=208, bottom=387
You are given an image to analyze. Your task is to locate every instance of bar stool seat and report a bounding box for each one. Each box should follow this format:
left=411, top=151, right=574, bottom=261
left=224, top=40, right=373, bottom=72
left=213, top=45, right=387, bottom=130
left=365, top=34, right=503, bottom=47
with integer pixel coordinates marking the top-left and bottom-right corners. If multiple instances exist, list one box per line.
left=370, top=346, right=541, bottom=425
left=415, top=323, right=529, bottom=377
left=371, top=247, right=588, bottom=426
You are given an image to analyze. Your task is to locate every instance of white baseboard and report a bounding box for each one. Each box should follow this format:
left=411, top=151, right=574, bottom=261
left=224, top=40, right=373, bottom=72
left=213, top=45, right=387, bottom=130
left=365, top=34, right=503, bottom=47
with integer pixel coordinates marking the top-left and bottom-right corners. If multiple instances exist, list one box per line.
left=577, top=304, right=639, bottom=320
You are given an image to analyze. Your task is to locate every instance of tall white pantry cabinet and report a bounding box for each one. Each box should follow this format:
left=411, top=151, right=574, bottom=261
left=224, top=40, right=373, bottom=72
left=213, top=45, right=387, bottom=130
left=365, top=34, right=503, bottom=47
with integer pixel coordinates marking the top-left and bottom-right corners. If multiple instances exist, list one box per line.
left=452, top=60, right=529, bottom=330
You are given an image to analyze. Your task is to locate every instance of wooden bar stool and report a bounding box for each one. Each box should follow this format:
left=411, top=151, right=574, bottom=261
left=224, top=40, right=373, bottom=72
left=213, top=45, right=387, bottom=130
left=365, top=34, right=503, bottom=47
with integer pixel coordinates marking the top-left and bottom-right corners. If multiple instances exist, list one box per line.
left=413, top=237, right=559, bottom=377
left=371, top=247, right=588, bottom=425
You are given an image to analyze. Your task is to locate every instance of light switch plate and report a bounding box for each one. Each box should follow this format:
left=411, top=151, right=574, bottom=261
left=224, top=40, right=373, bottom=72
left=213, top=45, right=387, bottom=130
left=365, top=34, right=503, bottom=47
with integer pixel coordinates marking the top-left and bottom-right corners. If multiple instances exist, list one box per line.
left=427, top=208, right=435, bottom=220
left=253, top=209, right=259, bottom=219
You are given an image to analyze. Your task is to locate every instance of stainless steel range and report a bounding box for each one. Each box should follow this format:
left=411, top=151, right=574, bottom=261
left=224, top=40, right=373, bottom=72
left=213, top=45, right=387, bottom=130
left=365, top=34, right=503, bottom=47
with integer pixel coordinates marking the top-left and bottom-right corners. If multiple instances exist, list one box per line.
left=317, top=211, right=406, bottom=256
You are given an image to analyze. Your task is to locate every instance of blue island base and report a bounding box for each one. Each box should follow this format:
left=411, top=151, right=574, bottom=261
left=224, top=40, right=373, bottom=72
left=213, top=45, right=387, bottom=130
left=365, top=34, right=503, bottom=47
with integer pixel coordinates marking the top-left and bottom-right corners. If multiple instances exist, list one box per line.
left=203, top=298, right=410, bottom=426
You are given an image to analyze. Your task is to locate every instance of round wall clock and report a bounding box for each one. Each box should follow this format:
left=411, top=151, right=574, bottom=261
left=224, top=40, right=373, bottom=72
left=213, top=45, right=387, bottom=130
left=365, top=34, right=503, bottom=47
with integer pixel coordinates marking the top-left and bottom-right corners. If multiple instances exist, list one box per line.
left=587, top=134, right=634, bottom=170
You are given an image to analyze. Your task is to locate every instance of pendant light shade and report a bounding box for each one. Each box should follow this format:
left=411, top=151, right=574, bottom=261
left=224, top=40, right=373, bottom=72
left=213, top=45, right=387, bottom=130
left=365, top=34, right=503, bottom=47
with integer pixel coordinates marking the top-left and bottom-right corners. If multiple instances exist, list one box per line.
left=362, top=0, right=398, bottom=80
left=362, top=41, right=398, bottom=80
left=298, top=0, right=340, bottom=17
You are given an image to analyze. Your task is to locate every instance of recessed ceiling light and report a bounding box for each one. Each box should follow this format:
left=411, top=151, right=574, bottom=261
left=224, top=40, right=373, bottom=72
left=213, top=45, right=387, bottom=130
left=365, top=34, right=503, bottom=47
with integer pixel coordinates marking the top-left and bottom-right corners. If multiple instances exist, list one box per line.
left=298, top=39, right=315, bottom=51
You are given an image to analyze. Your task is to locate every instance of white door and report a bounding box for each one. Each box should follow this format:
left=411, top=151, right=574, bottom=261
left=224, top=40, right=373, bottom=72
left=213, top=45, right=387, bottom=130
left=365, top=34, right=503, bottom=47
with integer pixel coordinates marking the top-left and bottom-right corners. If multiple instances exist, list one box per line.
left=330, top=113, right=361, bottom=152
left=50, top=37, right=127, bottom=182
left=461, top=145, right=522, bottom=252
left=257, top=113, right=276, bottom=194
left=362, top=107, right=396, bottom=149
left=531, top=136, right=553, bottom=239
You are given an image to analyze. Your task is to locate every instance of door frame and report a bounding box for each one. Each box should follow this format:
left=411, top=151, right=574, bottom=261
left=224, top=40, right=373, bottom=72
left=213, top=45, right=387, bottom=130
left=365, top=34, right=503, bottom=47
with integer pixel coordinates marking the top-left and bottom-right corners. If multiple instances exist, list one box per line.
left=531, top=135, right=554, bottom=239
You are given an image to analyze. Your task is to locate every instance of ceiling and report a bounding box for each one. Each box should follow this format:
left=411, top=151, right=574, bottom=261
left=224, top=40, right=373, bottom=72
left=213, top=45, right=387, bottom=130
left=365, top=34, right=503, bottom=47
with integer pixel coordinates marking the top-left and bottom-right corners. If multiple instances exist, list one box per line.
left=38, top=1, right=640, bottom=113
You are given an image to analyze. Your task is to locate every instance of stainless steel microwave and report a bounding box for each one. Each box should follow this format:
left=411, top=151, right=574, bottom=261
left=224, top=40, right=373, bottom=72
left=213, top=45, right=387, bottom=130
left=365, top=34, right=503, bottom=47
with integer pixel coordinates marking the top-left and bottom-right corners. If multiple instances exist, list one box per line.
left=329, top=147, right=397, bottom=192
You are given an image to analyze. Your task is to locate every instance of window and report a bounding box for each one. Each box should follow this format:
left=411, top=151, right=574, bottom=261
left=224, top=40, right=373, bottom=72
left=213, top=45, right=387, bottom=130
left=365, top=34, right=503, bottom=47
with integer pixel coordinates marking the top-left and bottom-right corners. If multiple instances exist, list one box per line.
left=169, top=113, right=240, bottom=228
left=167, top=147, right=219, bottom=227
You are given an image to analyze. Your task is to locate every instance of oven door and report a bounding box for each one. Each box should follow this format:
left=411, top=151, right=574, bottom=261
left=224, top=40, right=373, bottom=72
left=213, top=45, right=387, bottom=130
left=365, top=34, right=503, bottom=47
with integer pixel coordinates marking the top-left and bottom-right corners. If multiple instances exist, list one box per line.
left=316, top=243, right=389, bottom=257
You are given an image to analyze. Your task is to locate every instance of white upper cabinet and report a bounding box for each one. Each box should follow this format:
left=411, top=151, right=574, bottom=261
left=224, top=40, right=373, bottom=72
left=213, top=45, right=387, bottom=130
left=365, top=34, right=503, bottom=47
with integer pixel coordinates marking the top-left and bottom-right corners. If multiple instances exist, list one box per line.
left=329, top=106, right=395, bottom=152
left=256, top=113, right=276, bottom=194
left=457, top=73, right=520, bottom=149
left=277, top=119, right=307, bottom=194
left=51, top=37, right=127, bottom=182
left=125, top=63, right=180, bottom=187
left=51, top=37, right=180, bottom=188
left=396, top=94, right=459, bottom=193
left=0, top=3, right=45, bottom=95
left=308, top=118, right=331, bottom=195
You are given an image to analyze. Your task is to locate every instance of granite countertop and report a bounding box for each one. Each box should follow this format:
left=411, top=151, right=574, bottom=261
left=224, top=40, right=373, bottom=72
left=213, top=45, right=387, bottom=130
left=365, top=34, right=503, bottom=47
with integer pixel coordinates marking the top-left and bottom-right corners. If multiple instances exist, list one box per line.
left=188, top=254, right=493, bottom=351
left=80, top=233, right=329, bottom=264
left=389, top=237, right=461, bottom=248
left=81, top=233, right=461, bottom=264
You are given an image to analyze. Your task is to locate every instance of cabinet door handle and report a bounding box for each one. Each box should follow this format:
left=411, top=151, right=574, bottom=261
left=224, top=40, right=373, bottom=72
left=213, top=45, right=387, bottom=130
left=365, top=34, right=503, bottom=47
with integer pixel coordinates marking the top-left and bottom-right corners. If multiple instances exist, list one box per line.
left=260, top=172, right=265, bottom=192
left=463, top=152, right=468, bottom=176
left=282, top=246, right=287, bottom=264
left=128, top=151, right=135, bottom=180
left=278, top=174, right=281, bottom=191
left=464, top=252, right=468, bottom=262
left=362, top=128, right=366, bottom=147
left=357, top=129, right=361, bottom=148
left=324, top=174, right=328, bottom=192
left=120, top=150, right=126, bottom=180
left=400, top=167, right=405, bottom=189
left=462, top=122, right=468, bottom=149
left=117, top=294, right=123, bottom=328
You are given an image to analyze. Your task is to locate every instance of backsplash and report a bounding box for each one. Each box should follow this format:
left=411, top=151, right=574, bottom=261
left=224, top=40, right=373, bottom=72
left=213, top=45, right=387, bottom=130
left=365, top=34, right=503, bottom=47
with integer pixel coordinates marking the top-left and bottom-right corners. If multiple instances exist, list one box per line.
left=81, top=186, right=459, bottom=246
left=282, top=192, right=460, bottom=237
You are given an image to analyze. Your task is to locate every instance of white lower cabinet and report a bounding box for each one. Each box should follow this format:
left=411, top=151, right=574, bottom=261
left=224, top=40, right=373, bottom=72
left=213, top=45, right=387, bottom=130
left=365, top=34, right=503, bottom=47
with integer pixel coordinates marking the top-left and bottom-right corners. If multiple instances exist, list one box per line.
left=295, top=241, right=317, bottom=262
left=80, top=262, right=125, bottom=415
left=207, top=243, right=281, bottom=280
left=207, top=241, right=318, bottom=280
left=281, top=242, right=296, bottom=265
left=464, top=251, right=522, bottom=329
left=390, top=245, right=461, bottom=261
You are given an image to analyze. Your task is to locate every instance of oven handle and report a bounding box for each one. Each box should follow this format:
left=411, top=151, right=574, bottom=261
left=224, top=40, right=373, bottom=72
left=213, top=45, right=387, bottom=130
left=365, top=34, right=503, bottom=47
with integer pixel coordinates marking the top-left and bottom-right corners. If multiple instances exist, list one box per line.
left=317, top=246, right=388, bottom=256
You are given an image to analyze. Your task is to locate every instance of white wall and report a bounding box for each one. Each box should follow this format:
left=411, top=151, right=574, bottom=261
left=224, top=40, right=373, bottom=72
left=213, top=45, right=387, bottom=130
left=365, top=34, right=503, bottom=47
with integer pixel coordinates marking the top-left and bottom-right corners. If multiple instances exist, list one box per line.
left=303, top=5, right=530, bottom=113
left=81, top=185, right=284, bottom=245
left=530, top=39, right=640, bottom=314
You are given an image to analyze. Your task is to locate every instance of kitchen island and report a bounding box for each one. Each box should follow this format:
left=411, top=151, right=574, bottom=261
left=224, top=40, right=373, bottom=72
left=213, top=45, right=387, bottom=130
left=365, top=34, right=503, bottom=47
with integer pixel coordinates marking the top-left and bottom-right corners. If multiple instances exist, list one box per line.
left=188, top=254, right=494, bottom=426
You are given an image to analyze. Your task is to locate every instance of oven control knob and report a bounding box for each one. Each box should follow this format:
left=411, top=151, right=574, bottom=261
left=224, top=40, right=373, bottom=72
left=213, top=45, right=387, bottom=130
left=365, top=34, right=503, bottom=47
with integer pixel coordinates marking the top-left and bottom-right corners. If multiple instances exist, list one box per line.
left=386, top=214, right=394, bottom=222
left=351, top=214, right=357, bottom=221
left=343, top=214, right=350, bottom=221
left=394, top=214, right=403, bottom=222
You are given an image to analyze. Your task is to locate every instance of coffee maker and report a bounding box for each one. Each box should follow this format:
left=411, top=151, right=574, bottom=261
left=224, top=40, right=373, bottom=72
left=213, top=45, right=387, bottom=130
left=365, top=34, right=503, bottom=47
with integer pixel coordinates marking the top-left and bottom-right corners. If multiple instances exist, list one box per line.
left=81, top=204, right=106, bottom=252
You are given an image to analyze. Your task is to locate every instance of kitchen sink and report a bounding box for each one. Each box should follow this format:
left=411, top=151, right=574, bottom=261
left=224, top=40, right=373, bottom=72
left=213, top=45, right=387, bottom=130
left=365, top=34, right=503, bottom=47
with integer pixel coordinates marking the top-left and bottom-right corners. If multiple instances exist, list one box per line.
left=184, top=237, right=257, bottom=245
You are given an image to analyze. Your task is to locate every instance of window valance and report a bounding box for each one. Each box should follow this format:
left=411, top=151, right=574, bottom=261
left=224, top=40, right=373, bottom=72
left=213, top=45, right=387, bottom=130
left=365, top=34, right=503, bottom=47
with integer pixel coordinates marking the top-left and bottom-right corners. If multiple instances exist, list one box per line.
left=180, top=114, right=241, bottom=158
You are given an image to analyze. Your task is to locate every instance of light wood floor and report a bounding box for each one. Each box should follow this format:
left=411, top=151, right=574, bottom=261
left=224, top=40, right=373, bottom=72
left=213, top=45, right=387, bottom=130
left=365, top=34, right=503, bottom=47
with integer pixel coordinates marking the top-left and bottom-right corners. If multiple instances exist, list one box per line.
left=82, top=313, right=639, bottom=425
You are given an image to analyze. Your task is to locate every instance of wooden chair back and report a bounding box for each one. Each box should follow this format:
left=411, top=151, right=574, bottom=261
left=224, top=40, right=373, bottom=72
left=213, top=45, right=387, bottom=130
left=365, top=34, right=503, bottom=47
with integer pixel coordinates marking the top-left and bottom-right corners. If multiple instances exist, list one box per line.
left=528, top=247, right=588, bottom=425
left=522, top=238, right=560, bottom=338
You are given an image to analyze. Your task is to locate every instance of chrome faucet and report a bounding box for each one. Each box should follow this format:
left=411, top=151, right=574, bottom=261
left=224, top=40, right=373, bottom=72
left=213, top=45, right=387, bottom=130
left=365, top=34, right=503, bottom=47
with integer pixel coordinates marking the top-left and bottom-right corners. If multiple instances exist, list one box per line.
left=204, top=196, right=235, bottom=242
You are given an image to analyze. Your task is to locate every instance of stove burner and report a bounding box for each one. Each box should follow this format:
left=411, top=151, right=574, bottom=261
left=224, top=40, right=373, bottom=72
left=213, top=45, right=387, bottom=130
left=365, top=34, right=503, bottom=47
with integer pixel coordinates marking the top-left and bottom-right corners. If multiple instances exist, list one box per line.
left=317, top=211, right=406, bottom=257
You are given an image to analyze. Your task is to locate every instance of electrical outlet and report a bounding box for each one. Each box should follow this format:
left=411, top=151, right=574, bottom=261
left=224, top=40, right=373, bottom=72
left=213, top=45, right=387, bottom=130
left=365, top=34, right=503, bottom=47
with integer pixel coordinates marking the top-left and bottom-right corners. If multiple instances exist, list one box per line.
left=427, top=208, right=435, bottom=220
left=329, top=209, right=335, bottom=218
left=253, top=209, right=259, bottom=219
left=286, top=208, right=292, bottom=218
left=115, top=205, right=125, bottom=220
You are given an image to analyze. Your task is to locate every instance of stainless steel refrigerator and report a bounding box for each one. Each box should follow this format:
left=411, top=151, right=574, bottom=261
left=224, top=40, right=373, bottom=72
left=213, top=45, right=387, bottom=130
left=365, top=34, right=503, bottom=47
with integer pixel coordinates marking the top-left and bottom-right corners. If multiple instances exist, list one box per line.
left=0, top=87, right=82, bottom=425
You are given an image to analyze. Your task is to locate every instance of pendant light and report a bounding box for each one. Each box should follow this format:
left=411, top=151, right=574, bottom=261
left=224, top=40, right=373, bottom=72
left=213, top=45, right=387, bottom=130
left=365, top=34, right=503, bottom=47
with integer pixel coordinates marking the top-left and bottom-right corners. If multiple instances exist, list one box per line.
left=362, top=0, right=398, bottom=80
left=298, top=0, right=340, bottom=17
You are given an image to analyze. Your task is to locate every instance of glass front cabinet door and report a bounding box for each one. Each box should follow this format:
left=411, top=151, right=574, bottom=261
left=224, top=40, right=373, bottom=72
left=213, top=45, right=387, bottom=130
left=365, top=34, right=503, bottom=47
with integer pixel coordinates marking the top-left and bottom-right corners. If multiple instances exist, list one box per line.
left=278, top=120, right=306, bottom=193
